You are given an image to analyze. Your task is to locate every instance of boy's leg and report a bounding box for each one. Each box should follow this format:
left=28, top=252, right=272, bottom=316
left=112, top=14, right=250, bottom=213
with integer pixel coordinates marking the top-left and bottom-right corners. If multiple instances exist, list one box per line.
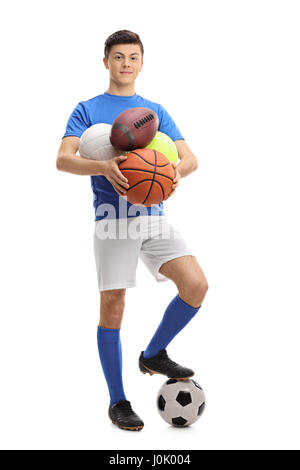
left=99, top=288, right=126, bottom=329
left=97, top=288, right=127, bottom=405
left=94, top=217, right=144, bottom=429
left=140, top=256, right=208, bottom=376
left=94, top=217, right=138, bottom=404
left=97, top=288, right=144, bottom=430
left=158, top=255, right=209, bottom=308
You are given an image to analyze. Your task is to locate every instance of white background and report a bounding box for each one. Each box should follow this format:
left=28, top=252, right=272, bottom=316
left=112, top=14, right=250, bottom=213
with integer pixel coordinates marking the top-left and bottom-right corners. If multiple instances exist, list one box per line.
left=0, top=0, right=299, bottom=451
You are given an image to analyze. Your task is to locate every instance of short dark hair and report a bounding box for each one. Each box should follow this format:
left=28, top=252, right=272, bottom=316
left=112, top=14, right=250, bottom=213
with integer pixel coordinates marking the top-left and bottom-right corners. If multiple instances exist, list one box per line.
left=104, top=30, right=144, bottom=60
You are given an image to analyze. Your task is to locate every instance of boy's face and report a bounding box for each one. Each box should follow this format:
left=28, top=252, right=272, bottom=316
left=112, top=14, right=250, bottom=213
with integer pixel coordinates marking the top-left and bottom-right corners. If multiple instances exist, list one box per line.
left=103, top=43, right=143, bottom=86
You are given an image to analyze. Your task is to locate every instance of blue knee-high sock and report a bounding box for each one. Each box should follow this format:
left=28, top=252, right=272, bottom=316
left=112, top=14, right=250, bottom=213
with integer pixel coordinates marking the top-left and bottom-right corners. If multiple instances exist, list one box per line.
left=97, top=326, right=127, bottom=406
left=143, top=294, right=201, bottom=359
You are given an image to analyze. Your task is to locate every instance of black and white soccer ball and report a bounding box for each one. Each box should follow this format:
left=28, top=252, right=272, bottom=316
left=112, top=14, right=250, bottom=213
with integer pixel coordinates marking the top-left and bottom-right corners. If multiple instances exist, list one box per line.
left=157, top=379, right=206, bottom=427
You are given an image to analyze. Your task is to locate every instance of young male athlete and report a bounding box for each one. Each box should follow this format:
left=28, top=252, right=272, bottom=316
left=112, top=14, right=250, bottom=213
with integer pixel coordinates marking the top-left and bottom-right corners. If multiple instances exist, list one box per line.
left=57, top=30, right=209, bottom=431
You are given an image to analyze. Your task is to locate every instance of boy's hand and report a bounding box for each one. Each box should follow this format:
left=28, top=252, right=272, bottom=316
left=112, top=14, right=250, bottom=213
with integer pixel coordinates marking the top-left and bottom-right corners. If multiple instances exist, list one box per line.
left=165, top=163, right=181, bottom=200
left=102, top=155, right=130, bottom=196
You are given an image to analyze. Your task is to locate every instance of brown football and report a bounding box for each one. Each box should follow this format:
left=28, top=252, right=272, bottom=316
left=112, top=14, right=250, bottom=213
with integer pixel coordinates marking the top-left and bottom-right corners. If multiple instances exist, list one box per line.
left=110, top=107, right=159, bottom=151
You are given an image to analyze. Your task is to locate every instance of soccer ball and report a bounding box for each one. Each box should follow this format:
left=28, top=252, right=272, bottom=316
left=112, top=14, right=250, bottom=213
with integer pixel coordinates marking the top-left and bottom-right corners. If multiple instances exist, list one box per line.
left=157, top=379, right=206, bottom=427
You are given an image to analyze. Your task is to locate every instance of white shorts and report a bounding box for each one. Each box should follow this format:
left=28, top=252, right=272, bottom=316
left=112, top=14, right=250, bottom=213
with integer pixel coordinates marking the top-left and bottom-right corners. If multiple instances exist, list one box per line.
left=93, top=215, right=195, bottom=291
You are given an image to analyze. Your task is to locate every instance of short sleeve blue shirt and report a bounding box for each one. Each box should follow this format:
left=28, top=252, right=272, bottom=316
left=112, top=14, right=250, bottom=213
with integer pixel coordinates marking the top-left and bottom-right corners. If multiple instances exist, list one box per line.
left=63, top=92, right=184, bottom=221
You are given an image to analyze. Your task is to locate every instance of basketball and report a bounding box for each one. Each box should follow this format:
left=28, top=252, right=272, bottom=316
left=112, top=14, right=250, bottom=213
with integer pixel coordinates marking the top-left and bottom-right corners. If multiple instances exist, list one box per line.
left=145, top=131, right=178, bottom=164
left=79, top=123, right=121, bottom=161
left=110, top=107, right=158, bottom=151
left=118, top=148, right=175, bottom=206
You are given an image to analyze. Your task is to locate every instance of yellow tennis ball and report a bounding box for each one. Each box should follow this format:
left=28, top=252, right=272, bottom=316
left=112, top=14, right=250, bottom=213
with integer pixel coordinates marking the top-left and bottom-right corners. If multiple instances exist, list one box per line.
left=145, top=131, right=178, bottom=164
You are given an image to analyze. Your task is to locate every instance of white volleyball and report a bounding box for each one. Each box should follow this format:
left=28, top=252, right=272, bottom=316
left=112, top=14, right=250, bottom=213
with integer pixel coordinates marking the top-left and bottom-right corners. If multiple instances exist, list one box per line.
left=79, top=123, right=120, bottom=161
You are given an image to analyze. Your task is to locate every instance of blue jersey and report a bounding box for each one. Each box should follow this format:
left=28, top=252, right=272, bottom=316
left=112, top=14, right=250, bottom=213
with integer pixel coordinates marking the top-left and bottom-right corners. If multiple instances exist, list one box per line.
left=62, top=92, right=184, bottom=221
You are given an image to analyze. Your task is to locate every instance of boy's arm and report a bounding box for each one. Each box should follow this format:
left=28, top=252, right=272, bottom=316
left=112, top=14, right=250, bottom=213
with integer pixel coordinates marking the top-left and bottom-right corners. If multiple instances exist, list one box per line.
left=174, top=140, right=198, bottom=177
left=165, top=140, right=198, bottom=200
left=56, top=136, right=129, bottom=195
left=56, top=136, right=106, bottom=176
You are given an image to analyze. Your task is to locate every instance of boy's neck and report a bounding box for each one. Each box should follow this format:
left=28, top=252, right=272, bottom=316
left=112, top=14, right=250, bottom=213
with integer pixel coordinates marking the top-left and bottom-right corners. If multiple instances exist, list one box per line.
left=105, top=82, right=136, bottom=97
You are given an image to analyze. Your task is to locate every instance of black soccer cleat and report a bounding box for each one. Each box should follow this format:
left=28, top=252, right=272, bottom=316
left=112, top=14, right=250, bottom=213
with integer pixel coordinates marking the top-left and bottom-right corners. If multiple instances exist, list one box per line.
left=108, top=400, right=144, bottom=431
left=139, top=349, right=194, bottom=380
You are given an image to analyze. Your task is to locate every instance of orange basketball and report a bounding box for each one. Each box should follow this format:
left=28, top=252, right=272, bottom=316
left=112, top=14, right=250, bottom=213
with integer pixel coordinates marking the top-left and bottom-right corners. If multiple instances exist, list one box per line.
left=118, top=148, right=175, bottom=206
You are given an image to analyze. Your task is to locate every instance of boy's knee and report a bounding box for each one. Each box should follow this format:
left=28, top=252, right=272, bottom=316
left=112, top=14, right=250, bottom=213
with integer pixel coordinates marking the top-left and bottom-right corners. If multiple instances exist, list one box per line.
left=179, top=277, right=209, bottom=308
left=100, top=289, right=126, bottom=327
